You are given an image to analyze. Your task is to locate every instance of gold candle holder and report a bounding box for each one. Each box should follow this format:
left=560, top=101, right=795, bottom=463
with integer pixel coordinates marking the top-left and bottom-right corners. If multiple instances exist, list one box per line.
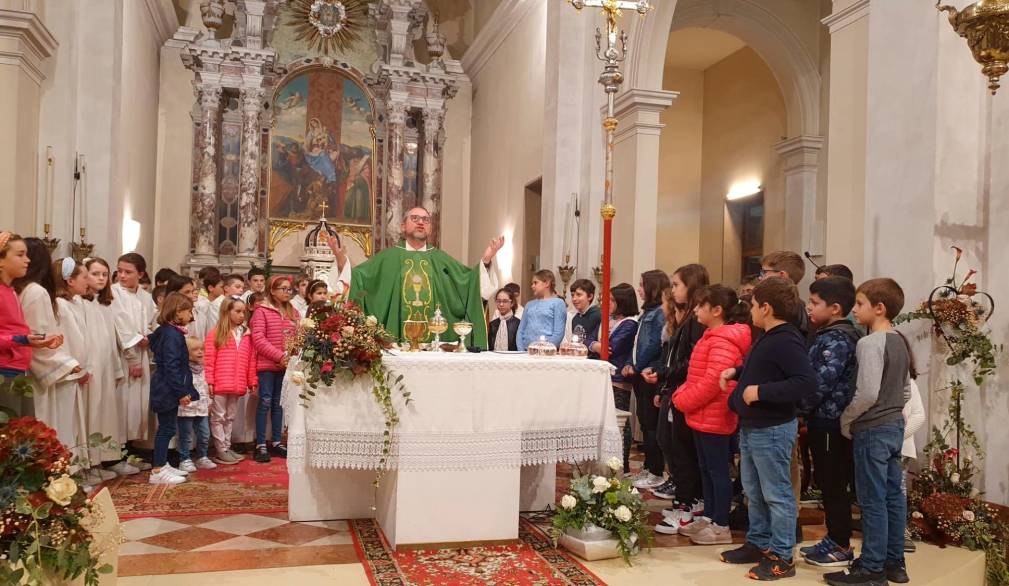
left=41, top=223, right=60, bottom=255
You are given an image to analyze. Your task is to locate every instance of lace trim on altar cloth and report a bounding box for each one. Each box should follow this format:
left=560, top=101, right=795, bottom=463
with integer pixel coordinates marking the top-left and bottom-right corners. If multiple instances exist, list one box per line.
left=383, top=354, right=615, bottom=375
left=287, top=426, right=622, bottom=473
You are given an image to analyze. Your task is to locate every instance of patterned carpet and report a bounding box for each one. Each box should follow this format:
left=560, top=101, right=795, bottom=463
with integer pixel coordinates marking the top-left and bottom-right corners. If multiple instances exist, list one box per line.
left=105, top=458, right=289, bottom=519
left=351, top=518, right=606, bottom=586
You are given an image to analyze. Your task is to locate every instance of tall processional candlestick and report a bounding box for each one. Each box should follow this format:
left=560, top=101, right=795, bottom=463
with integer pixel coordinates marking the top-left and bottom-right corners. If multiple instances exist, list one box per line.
left=567, top=0, right=651, bottom=359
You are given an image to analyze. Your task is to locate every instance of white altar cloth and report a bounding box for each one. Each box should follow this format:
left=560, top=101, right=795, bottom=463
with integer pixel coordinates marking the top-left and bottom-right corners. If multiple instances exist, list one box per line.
left=285, top=352, right=620, bottom=546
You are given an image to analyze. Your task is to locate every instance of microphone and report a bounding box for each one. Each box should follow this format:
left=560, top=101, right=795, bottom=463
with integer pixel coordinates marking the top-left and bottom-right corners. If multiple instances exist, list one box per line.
left=804, top=251, right=823, bottom=270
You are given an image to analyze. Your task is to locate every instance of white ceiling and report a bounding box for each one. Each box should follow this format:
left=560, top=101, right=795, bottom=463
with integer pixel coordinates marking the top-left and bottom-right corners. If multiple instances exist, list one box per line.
left=664, top=27, right=747, bottom=71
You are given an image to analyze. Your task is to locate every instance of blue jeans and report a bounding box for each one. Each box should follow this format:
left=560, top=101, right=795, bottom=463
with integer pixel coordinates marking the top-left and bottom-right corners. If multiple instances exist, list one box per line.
left=154, top=409, right=178, bottom=468
left=739, top=419, right=798, bottom=559
left=694, top=430, right=733, bottom=527
left=852, top=420, right=906, bottom=572
left=256, top=371, right=284, bottom=446
left=177, top=415, right=210, bottom=461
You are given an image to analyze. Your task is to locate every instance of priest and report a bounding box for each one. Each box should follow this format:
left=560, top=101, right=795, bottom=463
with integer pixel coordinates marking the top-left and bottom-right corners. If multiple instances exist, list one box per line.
left=325, top=207, right=505, bottom=348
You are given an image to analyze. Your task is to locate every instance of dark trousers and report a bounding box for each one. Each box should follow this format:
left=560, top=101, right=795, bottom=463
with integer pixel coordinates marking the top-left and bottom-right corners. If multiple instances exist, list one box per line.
left=632, top=378, right=663, bottom=476
left=807, top=427, right=853, bottom=547
left=671, top=404, right=702, bottom=503
left=613, top=384, right=632, bottom=472
left=153, top=409, right=178, bottom=468
left=694, top=430, right=733, bottom=526
left=256, top=371, right=284, bottom=446
left=657, top=393, right=674, bottom=474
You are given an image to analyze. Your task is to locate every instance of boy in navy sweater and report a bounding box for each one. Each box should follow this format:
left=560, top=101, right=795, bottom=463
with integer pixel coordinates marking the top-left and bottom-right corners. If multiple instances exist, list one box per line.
left=720, top=277, right=816, bottom=581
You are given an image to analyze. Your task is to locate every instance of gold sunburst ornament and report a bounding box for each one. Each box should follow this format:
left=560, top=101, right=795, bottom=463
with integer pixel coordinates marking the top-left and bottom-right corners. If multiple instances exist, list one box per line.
left=289, top=0, right=372, bottom=54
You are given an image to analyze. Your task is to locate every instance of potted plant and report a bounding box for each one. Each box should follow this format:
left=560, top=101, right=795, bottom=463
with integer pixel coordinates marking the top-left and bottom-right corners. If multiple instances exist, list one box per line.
left=552, top=457, right=651, bottom=564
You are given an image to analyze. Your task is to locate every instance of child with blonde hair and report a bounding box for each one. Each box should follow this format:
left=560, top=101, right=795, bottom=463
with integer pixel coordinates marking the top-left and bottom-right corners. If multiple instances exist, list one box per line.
left=205, top=296, right=257, bottom=465
left=177, top=337, right=216, bottom=472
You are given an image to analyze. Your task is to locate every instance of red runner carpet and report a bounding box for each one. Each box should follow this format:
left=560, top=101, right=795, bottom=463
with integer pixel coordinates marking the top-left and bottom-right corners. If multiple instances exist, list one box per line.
left=351, top=517, right=606, bottom=586
left=105, top=458, right=288, bottom=519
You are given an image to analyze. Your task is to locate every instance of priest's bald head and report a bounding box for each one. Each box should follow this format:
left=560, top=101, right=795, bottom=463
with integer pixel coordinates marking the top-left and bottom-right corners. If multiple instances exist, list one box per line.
left=401, top=206, right=432, bottom=245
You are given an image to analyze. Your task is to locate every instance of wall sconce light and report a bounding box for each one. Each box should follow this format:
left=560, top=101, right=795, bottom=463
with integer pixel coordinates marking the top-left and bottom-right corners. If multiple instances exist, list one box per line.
left=726, top=181, right=763, bottom=201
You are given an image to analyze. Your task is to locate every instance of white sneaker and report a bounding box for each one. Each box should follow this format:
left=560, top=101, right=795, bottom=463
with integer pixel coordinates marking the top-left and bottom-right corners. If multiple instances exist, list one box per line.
left=195, top=457, right=217, bottom=470
left=108, top=461, right=140, bottom=476
left=632, top=471, right=666, bottom=489
left=178, top=459, right=197, bottom=473
left=654, top=520, right=681, bottom=535
left=161, top=464, right=190, bottom=476
left=130, top=459, right=152, bottom=471
left=149, top=468, right=186, bottom=485
left=96, top=468, right=118, bottom=481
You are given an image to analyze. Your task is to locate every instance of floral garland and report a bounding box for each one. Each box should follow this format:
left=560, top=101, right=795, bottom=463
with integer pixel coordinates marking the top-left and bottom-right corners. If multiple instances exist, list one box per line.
left=0, top=417, right=114, bottom=585
left=552, top=458, right=652, bottom=565
left=288, top=299, right=411, bottom=485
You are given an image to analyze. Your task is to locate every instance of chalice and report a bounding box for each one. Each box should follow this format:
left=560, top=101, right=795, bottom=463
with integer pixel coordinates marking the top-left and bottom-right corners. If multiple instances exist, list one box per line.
left=403, top=318, right=428, bottom=352
left=429, top=306, right=449, bottom=351
left=452, top=321, right=473, bottom=353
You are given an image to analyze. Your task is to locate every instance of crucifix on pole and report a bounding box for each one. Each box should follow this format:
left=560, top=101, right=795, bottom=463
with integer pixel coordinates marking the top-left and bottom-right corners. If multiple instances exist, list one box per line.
left=567, top=0, right=651, bottom=360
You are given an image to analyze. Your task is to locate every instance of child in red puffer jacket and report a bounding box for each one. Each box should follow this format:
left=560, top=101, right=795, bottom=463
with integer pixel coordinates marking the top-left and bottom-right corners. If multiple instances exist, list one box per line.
left=673, top=284, right=753, bottom=546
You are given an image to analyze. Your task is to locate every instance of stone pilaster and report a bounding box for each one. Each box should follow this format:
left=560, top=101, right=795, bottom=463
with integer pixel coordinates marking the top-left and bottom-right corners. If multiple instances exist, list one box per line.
left=190, top=83, right=223, bottom=259
left=237, top=86, right=265, bottom=259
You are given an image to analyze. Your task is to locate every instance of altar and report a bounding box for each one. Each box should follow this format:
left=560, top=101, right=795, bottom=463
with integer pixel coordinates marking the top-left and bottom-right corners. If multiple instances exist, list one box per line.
left=285, top=351, right=620, bottom=547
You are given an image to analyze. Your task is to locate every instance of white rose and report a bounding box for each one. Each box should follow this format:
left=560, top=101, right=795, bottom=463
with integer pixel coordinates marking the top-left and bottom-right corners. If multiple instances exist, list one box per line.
left=45, top=474, right=77, bottom=506
left=291, top=371, right=306, bottom=385
left=951, top=472, right=961, bottom=483
left=613, top=505, right=632, bottom=522
left=366, top=315, right=378, bottom=326
left=631, top=487, right=639, bottom=495
left=607, top=457, right=622, bottom=472
left=300, top=318, right=316, bottom=329
left=592, top=476, right=610, bottom=493
left=912, top=511, right=923, bottom=519
left=560, top=495, right=577, bottom=510
left=963, top=510, right=976, bottom=522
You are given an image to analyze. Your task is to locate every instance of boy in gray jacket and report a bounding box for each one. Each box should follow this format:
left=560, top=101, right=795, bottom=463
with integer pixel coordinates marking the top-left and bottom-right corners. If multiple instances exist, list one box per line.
left=827, top=278, right=912, bottom=586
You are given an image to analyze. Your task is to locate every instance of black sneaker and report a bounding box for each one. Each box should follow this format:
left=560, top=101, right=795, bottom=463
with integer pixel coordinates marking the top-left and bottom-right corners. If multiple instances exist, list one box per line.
left=748, top=554, right=796, bottom=581
left=269, top=442, right=288, bottom=458
left=885, top=560, right=910, bottom=584
left=824, top=559, right=887, bottom=586
left=721, top=542, right=768, bottom=564
left=254, top=445, right=271, bottom=463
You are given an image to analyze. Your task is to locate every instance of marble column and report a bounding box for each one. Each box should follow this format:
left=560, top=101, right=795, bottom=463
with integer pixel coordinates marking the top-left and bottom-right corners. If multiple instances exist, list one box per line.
left=238, top=86, right=264, bottom=260
left=0, top=4, right=56, bottom=235
left=385, top=99, right=408, bottom=246
left=421, top=107, right=444, bottom=242
left=610, top=88, right=676, bottom=284
left=191, top=83, right=223, bottom=259
left=773, top=135, right=824, bottom=284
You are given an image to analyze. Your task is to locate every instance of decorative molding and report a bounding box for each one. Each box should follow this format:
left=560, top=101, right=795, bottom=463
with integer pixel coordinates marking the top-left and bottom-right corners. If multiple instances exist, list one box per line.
left=144, top=0, right=181, bottom=45
left=822, top=0, right=870, bottom=35
left=460, top=0, right=538, bottom=81
left=0, top=8, right=57, bottom=85
left=608, top=88, right=677, bottom=143
left=773, top=135, right=825, bottom=172
left=164, top=25, right=200, bottom=49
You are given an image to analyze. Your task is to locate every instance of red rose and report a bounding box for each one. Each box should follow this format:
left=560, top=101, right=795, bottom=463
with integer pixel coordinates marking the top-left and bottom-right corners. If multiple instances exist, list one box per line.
left=330, top=332, right=342, bottom=343
left=320, top=361, right=334, bottom=374
left=960, top=283, right=977, bottom=296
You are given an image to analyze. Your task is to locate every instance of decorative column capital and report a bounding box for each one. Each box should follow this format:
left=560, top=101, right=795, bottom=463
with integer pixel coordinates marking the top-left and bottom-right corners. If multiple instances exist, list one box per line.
left=608, top=88, right=677, bottom=142
left=197, top=83, right=224, bottom=109
left=0, top=8, right=57, bottom=85
left=774, top=135, right=825, bottom=173
left=240, top=86, right=265, bottom=110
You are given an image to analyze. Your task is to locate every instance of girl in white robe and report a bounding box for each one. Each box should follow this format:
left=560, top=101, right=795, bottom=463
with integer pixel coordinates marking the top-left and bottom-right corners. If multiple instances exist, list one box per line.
left=83, top=258, right=126, bottom=475
left=52, top=258, right=92, bottom=469
left=111, top=254, right=156, bottom=453
left=14, top=241, right=82, bottom=449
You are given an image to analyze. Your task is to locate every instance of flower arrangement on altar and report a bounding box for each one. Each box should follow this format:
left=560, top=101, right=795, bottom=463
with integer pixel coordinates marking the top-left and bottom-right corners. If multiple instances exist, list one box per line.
left=287, top=298, right=411, bottom=477
left=552, top=457, right=651, bottom=565
left=908, top=428, right=1009, bottom=585
left=896, top=245, right=999, bottom=384
left=0, top=417, right=115, bottom=585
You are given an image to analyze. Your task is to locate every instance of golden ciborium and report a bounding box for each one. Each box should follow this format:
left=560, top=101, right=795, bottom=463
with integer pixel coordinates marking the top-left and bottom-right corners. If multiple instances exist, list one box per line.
left=452, top=320, right=473, bottom=353
left=403, top=315, right=428, bottom=352
left=428, top=305, right=449, bottom=351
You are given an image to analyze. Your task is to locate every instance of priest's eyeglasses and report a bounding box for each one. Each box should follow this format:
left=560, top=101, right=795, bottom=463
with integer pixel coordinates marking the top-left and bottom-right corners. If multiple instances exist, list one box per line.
left=407, top=215, right=432, bottom=224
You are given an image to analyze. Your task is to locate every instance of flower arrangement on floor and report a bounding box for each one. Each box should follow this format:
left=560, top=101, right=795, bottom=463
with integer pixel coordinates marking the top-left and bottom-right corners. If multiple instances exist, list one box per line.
left=0, top=417, right=115, bottom=585
left=908, top=414, right=1009, bottom=585
left=287, top=298, right=411, bottom=480
left=552, top=457, right=651, bottom=564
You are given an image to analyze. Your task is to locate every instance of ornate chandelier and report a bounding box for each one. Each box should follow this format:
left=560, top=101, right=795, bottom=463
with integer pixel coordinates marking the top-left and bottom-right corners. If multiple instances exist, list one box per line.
left=937, top=0, right=1009, bottom=94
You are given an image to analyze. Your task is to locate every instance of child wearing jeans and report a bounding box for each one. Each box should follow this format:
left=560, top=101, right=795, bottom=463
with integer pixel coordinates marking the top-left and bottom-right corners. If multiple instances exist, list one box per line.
left=721, top=277, right=816, bottom=581
left=673, top=285, right=752, bottom=546
left=148, top=292, right=201, bottom=485
left=829, top=278, right=913, bottom=586
left=177, top=337, right=216, bottom=472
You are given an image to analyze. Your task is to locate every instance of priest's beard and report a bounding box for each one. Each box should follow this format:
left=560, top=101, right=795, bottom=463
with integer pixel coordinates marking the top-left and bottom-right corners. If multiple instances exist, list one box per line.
left=405, top=228, right=428, bottom=243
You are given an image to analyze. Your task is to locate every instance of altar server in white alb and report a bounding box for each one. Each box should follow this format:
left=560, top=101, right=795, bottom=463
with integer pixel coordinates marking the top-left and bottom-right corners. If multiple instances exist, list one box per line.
left=111, top=253, right=157, bottom=471
left=14, top=240, right=83, bottom=448
left=52, top=258, right=95, bottom=467
left=83, top=257, right=126, bottom=479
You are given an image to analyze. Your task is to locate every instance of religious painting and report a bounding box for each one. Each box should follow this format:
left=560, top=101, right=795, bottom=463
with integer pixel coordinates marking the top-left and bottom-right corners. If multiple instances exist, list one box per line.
left=269, top=68, right=374, bottom=226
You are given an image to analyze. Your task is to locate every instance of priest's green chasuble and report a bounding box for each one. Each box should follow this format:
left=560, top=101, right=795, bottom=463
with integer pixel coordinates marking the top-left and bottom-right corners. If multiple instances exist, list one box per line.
left=348, top=243, right=489, bottom=348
